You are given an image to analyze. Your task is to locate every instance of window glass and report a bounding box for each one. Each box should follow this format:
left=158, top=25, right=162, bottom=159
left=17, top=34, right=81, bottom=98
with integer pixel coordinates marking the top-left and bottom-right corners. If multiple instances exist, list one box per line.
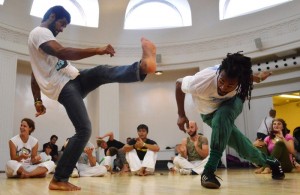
left=220, top=0, right=292, bottom=20
left=124, top=0, right=191, bottom=30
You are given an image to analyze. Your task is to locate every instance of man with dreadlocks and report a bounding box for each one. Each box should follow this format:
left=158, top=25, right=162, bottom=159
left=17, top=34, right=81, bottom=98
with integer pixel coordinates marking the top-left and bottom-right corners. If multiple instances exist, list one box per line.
left=175, top=52, right=284, bottom=189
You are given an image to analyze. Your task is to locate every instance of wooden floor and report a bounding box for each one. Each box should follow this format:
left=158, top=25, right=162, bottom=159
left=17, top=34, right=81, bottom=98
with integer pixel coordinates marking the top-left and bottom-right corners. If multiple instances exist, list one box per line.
left=1, top=168, right=300, bottom=195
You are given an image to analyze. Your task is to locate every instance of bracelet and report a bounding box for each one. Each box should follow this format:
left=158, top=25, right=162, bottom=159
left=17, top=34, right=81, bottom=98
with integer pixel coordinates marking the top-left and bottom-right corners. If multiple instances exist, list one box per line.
left=142, top=142, right=146, bottom=147
left=34, top=100, right=43, bottom=105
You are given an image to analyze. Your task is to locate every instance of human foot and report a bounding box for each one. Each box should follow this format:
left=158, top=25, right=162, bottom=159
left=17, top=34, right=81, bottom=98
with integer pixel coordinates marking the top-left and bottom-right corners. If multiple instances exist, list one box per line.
left=140, top=37, right=157, bottom=74
left=49, top=178, right=81, bottom=191
left=261, top=167, right=271, bottom=174
left=254, top=167, right=264, bottom=174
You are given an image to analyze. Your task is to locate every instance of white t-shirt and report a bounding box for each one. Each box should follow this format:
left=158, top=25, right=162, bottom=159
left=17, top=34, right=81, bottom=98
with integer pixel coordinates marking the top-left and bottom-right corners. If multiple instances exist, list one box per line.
left=257, top=116, right=274, bottom=135
left=39, top=152, right=52, bottom=162
left=10, top=135, right=38, bottom=165
left=28, top=26, right=80, bottom=100
left=181, top=65, right=237, bottom=114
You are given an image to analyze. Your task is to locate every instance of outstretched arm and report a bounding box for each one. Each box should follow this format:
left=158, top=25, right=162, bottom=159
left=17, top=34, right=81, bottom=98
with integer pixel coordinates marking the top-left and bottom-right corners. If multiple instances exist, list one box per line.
left=175, top=79, right=189, bottom=132
left=31, top=73, right=46, bottom=117
left=97, top=132, right=114, bottom=141
left=252, top=71, right=272, bottom=83
left=39, top=40, right=116, bottom=60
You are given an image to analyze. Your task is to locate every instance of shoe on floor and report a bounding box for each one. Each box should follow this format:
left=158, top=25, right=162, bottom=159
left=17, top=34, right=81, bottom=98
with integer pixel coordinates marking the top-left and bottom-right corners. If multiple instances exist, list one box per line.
left=179, top=168, right=192, bottom=175
left=201, top=171, right=221, bottom=189
left=266, top=158, right=285, bottom=180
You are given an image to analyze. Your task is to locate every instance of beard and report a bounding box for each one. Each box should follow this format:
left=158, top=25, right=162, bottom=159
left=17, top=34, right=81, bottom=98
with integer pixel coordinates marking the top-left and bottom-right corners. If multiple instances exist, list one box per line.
left=189, top=131, right=197, bottom=137
left=49, top=21, right=58, bottom=37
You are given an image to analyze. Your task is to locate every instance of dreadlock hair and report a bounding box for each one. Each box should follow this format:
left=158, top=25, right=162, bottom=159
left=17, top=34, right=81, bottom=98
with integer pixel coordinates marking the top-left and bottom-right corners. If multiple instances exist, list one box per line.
left=218, top=52, right=253, bottom=108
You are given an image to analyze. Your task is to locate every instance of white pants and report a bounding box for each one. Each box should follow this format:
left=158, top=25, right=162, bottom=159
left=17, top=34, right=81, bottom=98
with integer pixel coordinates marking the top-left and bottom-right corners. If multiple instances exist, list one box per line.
left=173, top=155, right=209, bottom=175
left=126, top=150, right=157, bottom=173
left=77, top=163, right=107, bottom=177
left=5, top=160, right=55, bottom=178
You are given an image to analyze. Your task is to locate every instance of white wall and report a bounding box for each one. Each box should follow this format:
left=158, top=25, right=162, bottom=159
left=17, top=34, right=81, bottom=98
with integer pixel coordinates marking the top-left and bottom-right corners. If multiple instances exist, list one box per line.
left=119, top=68, right=202, bottom=148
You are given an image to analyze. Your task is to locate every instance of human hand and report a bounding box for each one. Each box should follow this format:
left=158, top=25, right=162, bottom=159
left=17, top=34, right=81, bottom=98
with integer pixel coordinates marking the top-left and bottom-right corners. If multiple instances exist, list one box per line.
left=178, top=144, right=186, bottom=156
left=135, top=138, right=144, bottom=148
left=33, top=155, right=42, bottom=162
left=253, top=139, right=265, bottom=147
left=84, top=147, right=94, bottom=155
left=35, top=101, right=46, bottom=117
left=98, top=44, right=115, bottom=57
left=254, top=71, right=272, bottom=83
left=177, top=116, right=189, bottom=133
left=20, top=153, right=30, bottom=160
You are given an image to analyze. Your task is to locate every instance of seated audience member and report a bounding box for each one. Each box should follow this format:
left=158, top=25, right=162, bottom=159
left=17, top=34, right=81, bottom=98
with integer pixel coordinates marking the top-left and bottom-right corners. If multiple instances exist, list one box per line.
left=96, top=132, right=129, bottom=172
left=253, top=118, right=294, bottom=174
left=256, top=109, right=276, bottom=140
left=43, top=135, right=59, bottom=163
left=171, top=121, right=209, bottom=175
left=6, top=118, right=55, bottom=178
left=40, top=143, right=53, bottom=162
left=75, top=141, right=111, bottom=177
left=293, top=127, right=300, bottom=165
left=123, top=124, right=160, bottom=176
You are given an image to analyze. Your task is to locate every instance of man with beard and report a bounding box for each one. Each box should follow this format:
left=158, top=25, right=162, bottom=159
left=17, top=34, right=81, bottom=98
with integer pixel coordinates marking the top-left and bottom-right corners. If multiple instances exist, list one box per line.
left=28, top=6, right=157, bottom=191
left=175, top=52, right=284, bottom=189
left=171, top=121, right=209, bottom=175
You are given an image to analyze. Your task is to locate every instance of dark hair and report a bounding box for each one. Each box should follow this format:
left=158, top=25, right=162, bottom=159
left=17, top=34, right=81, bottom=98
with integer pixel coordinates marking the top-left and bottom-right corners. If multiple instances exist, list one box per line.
left=137, top=124, right=148, bottom=133
left=21, top=118, right=35, bottom=134
left=293, top=126, right=300, bottom=138
left=269, top=109, right=276, bottom=118
left=218, top=52, right=253, bottom=107
left=44, top=143, right=53, bottom=150
left=269, top=118, right=289, bottom=139
left=108, top=147, right=118, bottom=156
left=50, top=135, right=58, bottom=140
left=42, top=6, right=71, bottom=24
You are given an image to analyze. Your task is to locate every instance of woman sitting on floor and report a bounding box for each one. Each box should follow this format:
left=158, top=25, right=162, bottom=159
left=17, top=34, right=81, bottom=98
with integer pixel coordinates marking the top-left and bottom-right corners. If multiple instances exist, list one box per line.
left=6, top=118, right=55, bottom=178
left=253, top=118, right=294, bottom=174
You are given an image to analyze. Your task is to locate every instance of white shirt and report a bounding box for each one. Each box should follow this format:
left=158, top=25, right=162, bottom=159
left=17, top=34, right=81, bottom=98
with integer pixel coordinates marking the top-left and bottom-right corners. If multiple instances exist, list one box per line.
left=39, top=152, right=52, bottom=162
left=10, top=135, right=38, bottom=165
left=28, top=26, right=79, bottom=100
left=257, top=116, right=274, bottom=135
left=181, top=65, right=237, bottom=114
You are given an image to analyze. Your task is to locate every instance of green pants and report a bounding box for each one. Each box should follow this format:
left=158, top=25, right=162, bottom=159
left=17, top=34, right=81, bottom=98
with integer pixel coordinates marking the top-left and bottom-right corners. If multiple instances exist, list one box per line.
left=257, top=142, right=293, bottom=172
left=201, top=97, right=268, bottom=172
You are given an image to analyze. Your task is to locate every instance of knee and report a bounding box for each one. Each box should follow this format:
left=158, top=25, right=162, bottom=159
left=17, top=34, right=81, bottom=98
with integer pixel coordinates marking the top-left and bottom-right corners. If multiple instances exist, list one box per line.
left=274, top=141, right=286, bottom=148
left=77, top=122, right=92, bottom=141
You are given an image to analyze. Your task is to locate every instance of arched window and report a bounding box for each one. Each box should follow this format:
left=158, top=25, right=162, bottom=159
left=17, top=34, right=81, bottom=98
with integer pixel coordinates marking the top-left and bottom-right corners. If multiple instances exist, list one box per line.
left=124, top=0, right=192, bottom=30
left=30, top=0, right=99, bottom=28
left=219, top=0, right=292, bottom=20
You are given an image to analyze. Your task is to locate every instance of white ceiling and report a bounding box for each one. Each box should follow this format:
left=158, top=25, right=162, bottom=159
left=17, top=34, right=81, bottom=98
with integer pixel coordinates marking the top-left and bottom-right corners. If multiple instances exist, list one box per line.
left=1, top=0, right=300, bottom=70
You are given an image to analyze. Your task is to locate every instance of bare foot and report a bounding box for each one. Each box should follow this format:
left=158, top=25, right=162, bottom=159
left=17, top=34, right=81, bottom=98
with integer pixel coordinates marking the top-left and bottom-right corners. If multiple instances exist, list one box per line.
left=140, top=37, right=157, bottom=74
left=20, top=170, right=30, bottom=179
left=261, top=167, right=271, bottom=174
left=254, top=167, right=264, bottom=174
left=136, top=168, right=146, bottom=176
left=49, top=178, right=81, bottom=191
left=144, top=171, right=154, bottom=176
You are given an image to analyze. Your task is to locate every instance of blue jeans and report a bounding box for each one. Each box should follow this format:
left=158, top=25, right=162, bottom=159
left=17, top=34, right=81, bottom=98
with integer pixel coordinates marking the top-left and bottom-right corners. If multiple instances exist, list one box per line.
left=54, top=62, right=145, bottom=182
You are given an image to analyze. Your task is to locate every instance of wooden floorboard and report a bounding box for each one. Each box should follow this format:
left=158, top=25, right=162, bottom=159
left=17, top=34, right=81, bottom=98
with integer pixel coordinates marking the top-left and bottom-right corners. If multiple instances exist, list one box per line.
left=1, top=168, right=300, bottom=195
